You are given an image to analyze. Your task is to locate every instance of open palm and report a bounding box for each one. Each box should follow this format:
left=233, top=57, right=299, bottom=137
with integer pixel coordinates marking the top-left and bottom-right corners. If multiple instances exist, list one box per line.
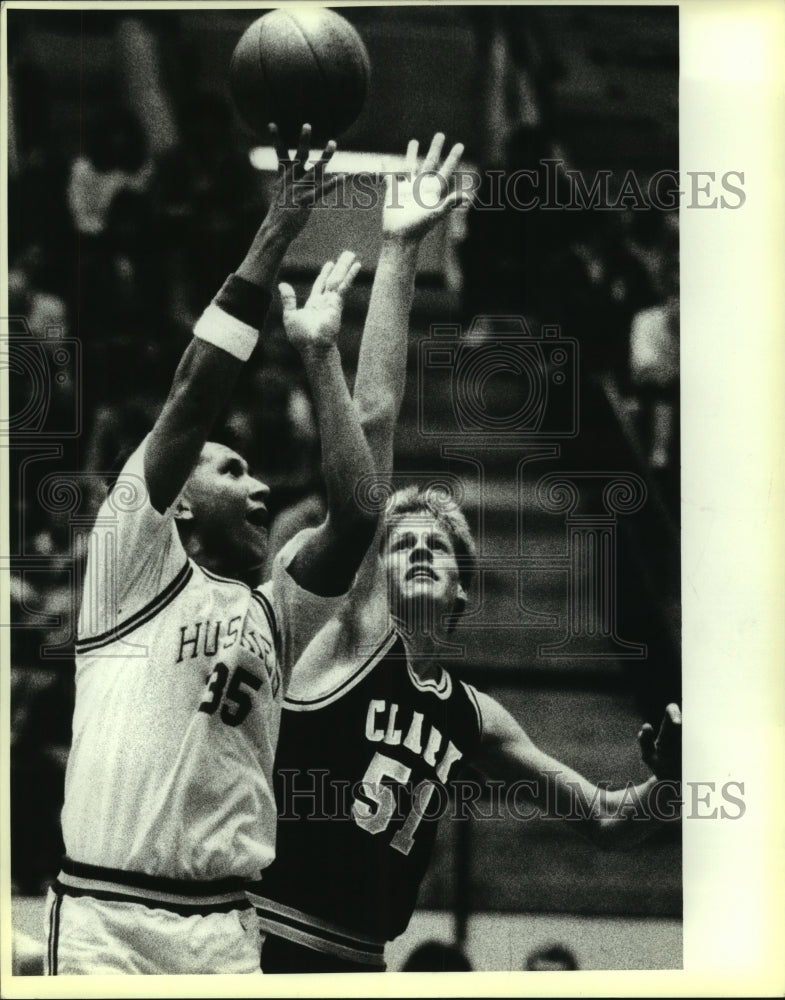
left=280, top=251, right=361, bottom=352
left=382, top=133, right=469, bottom=241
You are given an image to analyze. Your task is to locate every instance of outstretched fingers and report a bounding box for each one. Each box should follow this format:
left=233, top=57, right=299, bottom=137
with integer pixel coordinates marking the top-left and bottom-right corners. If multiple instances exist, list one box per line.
left=313, top=260, right=335, bottom=297
left=308, top=138, right=339, bottom=202
left=294, top=123, right=313, bottom=169
left=657, top=703, right=682, bottom=750
left=268, top=122, right=291, bottom=166
left=665, top=703, right=682, bottom=725
left=339, top=259, right=362, bottom=294
left=638, top=722, right=656, bottom=767
left=421, top=132, right=445, bottom=173
left=278, top=282, right=298, bottom=314
left=405, top=139, right=419, bottom=174
left=639, top=704, right=682, bottom=780
left=438, top=141, right=466, bottom=183
left=269, top=122, right=337, bottom=175
left=325, top=250, right=358, bottom=292
left=311, top=138, right=337, bottom=176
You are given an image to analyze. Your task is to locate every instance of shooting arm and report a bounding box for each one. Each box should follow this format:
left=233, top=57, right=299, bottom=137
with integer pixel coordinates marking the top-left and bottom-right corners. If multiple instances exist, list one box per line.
left=144, top=269, right=273, bottom=514
left=473, top=691, right=681, bottom=850
left=145, top=208, right=293, bottom=514
left=145, top=124, right=337, bottom=513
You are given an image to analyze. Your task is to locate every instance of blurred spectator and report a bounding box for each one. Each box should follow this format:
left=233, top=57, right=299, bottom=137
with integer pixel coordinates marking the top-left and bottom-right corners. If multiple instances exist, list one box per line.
left=67, top=104, right=155, bottom=289
left=8, top=35, right=74, bottom=290
left=8, top=244, right=69, bottom=338
left=629, top=248, right=679, bottom=471
left=66, top=103, right=162, bottom=390
left=67, top=114, right=153, bottom=238
left=402, top=940, right=473, bottom=971
left=524, top=942, right=579, bottom=971
left=156, top=91, right=263, bottom=322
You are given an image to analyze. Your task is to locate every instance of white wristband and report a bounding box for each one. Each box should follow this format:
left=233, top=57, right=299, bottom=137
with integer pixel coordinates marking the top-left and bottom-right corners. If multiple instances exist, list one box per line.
left=193, top=303, right=260, bottom=362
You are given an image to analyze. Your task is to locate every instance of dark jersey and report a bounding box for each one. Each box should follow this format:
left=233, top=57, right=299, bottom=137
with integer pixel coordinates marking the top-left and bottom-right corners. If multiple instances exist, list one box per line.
left=248, top=629, right=483, bottom=961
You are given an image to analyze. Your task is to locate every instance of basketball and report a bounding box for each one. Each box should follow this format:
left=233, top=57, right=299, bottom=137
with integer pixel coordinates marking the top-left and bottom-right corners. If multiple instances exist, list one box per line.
left=229, top=9, right=370, bottom=144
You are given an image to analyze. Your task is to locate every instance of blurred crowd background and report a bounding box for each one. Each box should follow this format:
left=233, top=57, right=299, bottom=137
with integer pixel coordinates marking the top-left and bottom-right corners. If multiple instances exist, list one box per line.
left=7, top=6, right=681, bottom=969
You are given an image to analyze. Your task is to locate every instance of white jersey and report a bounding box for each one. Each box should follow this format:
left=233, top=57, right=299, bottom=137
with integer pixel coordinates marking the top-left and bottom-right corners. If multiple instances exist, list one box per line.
left=61, top=438, right=340, bottom=885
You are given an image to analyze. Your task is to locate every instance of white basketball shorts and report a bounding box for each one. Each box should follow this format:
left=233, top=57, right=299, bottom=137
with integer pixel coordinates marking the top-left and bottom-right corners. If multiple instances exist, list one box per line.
left=44, top=888, right=261, bottom=975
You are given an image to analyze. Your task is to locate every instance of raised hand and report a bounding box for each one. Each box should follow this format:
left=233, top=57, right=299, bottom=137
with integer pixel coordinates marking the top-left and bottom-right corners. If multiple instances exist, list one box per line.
left=382, top=132, right=470, bottom=242
left=280, top=250, right=361, bottom=354
left=264, top=122, right=340, bottom=244
left=638, top=703, right=682, bottom=781
left=236, top=123, right=341, bottom=292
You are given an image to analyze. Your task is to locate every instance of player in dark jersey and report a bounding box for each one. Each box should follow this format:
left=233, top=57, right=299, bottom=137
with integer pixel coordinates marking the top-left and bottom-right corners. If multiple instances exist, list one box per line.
left=249, top=133, right=682, bottom=973
left=252, top=557, right=484, bottom=966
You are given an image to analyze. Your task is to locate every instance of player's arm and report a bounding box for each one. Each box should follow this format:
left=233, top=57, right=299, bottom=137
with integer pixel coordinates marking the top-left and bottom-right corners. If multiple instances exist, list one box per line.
left=279, top=252, right=378, bottom=596
left=472, top=691, right=682, bottom=849
left=353, top=133, right=469, bottom=476
left=145, top=124, right=338, bottom=513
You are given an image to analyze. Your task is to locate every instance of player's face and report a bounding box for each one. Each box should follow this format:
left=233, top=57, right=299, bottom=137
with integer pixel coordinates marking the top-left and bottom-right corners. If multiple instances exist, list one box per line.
left=183, top=443, right=270, bottom=573
left=383, top=515, right=466, bottom=624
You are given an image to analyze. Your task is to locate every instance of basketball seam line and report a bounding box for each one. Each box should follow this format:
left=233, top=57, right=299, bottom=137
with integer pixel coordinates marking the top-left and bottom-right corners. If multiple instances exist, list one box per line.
left=253, top=24, right=276, bottom=133
left=286, top=12, right=333, bottom=135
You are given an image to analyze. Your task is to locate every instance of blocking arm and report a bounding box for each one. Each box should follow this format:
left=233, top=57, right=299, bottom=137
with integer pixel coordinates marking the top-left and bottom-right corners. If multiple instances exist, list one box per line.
left=353, top=134, right=469, bottom=477
left=472, top=691, right=682, bottom=850
left=281, top=253, right=378, bottom=596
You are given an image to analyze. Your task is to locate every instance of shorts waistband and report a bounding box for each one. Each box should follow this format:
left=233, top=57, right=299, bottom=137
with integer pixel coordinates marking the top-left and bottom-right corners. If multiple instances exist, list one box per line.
left=55, top=858, right=251, bottom=915
left=248, top=893, right=386, bottom=967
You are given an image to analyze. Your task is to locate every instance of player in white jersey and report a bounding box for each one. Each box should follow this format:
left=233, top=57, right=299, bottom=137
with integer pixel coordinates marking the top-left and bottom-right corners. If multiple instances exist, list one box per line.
left=251, top=134, right=682, bottom=973
left=45, top=125, right=379, bottom=975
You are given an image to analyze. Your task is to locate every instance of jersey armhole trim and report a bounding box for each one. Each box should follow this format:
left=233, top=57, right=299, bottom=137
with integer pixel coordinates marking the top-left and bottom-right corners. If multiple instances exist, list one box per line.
left=75, top=560, right=193, bottom=654
left=462, top=681, right=484, bottom=741
left=284, top=629, right=397, bottom=711
left=252, top=588, right=282, bottom=662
